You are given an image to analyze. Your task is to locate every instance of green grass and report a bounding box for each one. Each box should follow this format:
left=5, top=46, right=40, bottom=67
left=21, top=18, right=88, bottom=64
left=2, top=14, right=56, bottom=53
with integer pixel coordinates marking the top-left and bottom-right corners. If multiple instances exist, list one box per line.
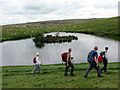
left=1, top=16, right=120, bottom=42
left=2, top=62, right=120, bottom=88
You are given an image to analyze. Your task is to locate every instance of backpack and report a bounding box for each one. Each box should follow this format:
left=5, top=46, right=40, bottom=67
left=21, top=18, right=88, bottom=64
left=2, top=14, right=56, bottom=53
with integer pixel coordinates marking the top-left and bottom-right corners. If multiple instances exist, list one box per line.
left=100, top=51, right=105, bottom=56
left=98, top=56, right=103, bottom=63
left=87, top=50, right=96, bottom=63
left=61, top=52, right=69, bottom=62
left=98, top=51, right=105, bottom=63
left=33, top=57, right=36, bottom=63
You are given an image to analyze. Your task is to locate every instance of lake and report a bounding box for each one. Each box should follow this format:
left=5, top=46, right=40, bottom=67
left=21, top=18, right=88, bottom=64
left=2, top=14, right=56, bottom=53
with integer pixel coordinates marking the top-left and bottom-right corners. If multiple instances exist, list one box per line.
left=1, top=32, right=119, bottom=66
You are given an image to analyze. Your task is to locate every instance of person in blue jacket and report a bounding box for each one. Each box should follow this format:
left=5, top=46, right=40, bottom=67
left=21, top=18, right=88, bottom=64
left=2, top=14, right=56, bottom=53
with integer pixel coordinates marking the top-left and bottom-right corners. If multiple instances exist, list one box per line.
left=84, top=46, right=103, bottom=78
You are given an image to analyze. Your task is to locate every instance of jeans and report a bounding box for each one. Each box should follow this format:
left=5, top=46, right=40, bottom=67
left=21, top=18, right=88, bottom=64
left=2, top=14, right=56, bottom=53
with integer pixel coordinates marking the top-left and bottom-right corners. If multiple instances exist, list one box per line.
left=31, top=64, right=42, bottom=74
left=84, top=61, right=101, bottom=76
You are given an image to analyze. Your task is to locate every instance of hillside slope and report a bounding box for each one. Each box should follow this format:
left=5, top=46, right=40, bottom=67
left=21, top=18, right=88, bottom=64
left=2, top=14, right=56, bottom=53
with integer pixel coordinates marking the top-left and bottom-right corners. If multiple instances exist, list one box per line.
left=1, top=16, right=119, bottom=41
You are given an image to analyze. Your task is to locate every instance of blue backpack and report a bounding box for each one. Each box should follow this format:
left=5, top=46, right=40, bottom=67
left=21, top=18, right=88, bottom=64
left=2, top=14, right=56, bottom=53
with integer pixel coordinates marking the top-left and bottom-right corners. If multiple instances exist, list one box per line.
left=87, top=50, right=96, bottom=63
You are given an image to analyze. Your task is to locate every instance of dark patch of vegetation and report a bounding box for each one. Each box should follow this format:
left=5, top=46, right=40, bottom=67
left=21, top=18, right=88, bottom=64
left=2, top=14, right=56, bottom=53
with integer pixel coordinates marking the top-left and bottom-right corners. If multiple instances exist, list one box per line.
left=33, top=33, right=78, bottom=48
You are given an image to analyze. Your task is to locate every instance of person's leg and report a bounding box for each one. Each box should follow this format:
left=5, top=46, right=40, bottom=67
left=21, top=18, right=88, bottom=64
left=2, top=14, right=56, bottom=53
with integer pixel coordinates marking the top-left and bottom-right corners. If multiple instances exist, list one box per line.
left=101, top=60, right=106, bottom=72
left=94, top=63, right=103, bottom=77
left=64, top=62, right=69, bottom=76
left=37, top=64, right=42, bottom=74
left=104, top=60, right=108, bottom=72
left=71, top=65, right=75, bottom=76
left=65, top=66, right=69, bottom=76
left=31, top=64, right=38, bottom=74
left=69, top=61, right=75, bottom=76
left=84, top=63, right=93, bottom=77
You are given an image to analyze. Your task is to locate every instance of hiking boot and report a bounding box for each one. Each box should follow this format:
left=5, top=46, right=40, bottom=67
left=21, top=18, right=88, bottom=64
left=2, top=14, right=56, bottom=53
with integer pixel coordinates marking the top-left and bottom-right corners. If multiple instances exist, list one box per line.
left=104, top=70, right=107, bottom=72
left=30, top=72, right=34, bottom=74
left=64, top=74, right=68, bottom=76
left=70, top=74, right=75, bottom=76
left=84, top=75, right=87, bottom=78
left=39, top=72, right=43, bottom=74
left=98, top=75, right=104, bottom=77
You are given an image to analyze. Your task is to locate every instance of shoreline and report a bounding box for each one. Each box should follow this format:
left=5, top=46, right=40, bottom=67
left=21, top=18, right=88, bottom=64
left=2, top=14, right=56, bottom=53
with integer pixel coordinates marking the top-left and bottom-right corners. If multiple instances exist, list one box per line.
left=1, top=31, right=120, bottom=42
left=1, top=62, right=119, bottom=67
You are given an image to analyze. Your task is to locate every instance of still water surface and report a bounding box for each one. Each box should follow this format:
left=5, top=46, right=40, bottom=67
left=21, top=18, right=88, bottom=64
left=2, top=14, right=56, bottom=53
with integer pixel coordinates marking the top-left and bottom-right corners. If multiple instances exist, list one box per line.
left=1, top=32, right=119, bottom=66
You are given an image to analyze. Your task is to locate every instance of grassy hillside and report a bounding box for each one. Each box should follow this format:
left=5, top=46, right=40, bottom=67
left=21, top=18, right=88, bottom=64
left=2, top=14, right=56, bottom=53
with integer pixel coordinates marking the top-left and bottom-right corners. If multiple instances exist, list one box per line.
left=1, top=16, right=119, bottom=42
left=2, top=62, right=119, bottom=88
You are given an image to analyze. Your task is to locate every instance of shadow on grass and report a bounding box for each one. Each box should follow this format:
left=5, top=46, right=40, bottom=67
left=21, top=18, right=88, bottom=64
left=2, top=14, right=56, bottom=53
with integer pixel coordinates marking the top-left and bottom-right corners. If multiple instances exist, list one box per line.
left=75, top=67, right=120, bottom=71
left=101, top=71, right=118, bottom=74
left=108, top=67, right=120, bottom=70
left=84, top=76, right=100, bottom=79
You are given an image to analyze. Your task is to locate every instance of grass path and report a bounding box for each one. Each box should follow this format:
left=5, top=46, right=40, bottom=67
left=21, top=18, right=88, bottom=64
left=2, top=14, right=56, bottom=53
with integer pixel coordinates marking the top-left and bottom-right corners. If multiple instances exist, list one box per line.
left=2, top=62, right=119, bottom=88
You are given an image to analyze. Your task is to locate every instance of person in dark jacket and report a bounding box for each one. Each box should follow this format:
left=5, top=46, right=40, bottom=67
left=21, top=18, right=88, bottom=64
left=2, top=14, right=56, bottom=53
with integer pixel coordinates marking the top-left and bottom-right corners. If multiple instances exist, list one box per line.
left=101, top=47, right=109, bottom=72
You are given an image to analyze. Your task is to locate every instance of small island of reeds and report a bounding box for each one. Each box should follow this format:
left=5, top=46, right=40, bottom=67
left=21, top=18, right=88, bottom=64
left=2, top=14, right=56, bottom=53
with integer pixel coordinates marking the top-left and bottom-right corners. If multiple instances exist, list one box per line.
left=33, top=33, right=78, bottom=48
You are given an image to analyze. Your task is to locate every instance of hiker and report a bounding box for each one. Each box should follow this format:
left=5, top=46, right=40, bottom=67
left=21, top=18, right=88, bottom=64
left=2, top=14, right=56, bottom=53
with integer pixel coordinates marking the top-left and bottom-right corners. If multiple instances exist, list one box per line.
left=31, top=52, right=42, bottom=74
left=61, top=48, right=75, bottom=76
left=101, top=47, right=109, bottom=72
left=84, top=46, right=103, bottom=78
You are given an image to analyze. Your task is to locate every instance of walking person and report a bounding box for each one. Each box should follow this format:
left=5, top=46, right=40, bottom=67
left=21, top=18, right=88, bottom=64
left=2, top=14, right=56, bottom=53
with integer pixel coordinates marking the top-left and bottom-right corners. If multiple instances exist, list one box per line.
left=101, top=47, right=109, bottom=72
left=84, top=46, right=103, bottom=78
left=31, top=52, right=42, bottom=74
left=61, top=48, right=75, bottom=76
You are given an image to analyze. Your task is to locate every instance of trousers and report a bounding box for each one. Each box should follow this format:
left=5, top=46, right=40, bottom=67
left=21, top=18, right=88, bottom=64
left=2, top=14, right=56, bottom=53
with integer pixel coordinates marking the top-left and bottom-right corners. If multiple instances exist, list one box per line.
left=101, top=58, right=108, bottom=72
left=65, top=60, right=74, bottom=74
left=31, top=64, right=42, bottom=74
left=84, top=61, right=101, bottom=76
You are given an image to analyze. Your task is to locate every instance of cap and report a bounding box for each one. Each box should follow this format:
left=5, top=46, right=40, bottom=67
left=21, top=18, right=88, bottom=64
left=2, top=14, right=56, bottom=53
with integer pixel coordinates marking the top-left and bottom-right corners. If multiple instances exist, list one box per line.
left=36, top=52, right=40, bottom=56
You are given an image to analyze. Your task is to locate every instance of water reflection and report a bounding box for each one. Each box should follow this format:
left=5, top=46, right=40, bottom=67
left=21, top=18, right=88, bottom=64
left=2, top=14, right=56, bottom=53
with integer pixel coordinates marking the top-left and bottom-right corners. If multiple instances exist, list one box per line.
left=33, top=39, right=45, bottom=48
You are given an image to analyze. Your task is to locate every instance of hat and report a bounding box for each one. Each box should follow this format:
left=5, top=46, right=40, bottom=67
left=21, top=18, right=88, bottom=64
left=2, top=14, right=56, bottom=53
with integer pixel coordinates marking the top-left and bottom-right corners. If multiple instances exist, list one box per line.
left=36, top=52, right=39, bottom=56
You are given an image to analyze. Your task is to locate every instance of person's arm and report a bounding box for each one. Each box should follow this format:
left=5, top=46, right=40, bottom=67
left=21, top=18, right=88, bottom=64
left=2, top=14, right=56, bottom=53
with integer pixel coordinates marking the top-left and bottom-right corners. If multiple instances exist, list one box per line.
left=94, top=56, right=98, bottom=67
left=66, top=54, right=70, bottom=66
left=93, top=52, right=98, bottom=67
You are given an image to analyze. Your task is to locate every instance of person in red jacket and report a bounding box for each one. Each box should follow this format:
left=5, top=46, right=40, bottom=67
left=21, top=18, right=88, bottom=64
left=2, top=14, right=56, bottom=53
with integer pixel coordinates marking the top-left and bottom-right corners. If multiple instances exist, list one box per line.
left=64, top=48, right=75, bottom=76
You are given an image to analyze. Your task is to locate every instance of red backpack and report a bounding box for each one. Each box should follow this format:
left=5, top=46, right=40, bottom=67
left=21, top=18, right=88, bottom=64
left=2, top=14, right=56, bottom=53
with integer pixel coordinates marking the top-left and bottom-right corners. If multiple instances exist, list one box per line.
left=98, top=56, right=103, bottom=63
left=61, top=52, right=69, bottom=62
left=33, top=57, right=37, bottom=63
